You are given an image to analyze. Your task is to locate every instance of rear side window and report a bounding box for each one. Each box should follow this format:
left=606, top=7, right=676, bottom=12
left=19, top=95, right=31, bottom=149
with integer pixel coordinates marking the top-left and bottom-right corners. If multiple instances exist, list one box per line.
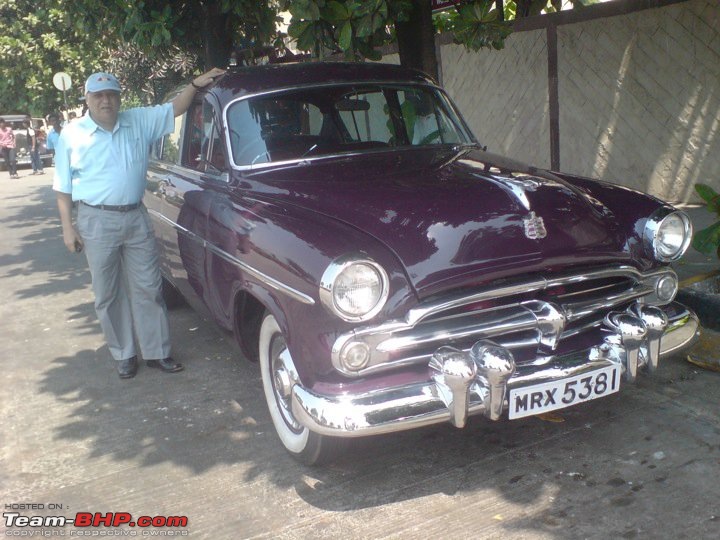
left=155, top=114, right=183, bottom=163
left=182, top=101, right=225, bottom=172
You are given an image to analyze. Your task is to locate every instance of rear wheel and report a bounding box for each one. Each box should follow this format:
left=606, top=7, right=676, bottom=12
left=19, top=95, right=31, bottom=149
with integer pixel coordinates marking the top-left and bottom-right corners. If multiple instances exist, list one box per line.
left=259, top=314, right=341, bottom=465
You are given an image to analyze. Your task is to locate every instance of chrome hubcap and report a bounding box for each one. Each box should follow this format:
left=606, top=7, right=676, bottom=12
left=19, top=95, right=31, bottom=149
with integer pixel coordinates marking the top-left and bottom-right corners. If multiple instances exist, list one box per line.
left=270, top=339, right=302, bottom=432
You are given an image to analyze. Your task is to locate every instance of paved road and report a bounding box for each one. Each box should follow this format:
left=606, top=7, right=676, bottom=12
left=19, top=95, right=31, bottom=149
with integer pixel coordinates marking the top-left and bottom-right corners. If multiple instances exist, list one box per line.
left=2, top=170, right=720, bottom=539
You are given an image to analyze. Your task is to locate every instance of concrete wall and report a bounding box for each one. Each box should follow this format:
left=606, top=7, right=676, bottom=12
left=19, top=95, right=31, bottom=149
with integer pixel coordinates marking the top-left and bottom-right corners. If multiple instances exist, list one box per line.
left=387, top=0, right=719, bottom=205
left=556, top=0, right=719, bottom=204
left=442, top=30, right=551, bottom=170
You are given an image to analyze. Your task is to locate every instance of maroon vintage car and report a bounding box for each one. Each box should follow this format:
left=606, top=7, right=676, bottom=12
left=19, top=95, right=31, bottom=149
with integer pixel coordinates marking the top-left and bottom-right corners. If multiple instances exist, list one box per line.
left=145, top=62, right=698, bottom=464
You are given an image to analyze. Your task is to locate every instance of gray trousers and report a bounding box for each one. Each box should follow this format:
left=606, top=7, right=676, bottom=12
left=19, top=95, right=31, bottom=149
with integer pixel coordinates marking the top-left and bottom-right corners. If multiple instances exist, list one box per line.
left=77, top=203, right=171, bottom=361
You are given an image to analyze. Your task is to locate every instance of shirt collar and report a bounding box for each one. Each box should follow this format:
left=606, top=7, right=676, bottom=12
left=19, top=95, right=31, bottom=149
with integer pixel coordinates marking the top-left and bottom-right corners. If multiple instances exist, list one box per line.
left=80, top=112, right=131, bottom=134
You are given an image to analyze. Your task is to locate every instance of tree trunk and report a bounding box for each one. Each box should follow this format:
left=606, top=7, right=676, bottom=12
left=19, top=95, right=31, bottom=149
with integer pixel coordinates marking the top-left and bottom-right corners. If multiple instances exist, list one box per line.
left=203, top=3, right=233, bottom=69
left=395, top=0, right=438, bottom=81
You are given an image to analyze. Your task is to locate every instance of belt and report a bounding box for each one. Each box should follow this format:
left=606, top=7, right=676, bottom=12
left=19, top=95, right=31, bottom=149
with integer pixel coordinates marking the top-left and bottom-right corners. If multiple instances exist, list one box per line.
left=80, top=201, right=142, bottom=212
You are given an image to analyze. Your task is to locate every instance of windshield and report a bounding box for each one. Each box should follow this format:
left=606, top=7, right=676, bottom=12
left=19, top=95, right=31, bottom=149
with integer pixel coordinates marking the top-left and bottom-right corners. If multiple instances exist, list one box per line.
left=226, top=84, right=474, bottom=167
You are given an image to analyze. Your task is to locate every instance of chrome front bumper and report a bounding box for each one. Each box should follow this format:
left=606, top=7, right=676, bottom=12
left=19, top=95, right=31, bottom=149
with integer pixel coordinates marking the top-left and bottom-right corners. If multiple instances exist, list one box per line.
left=291, top=302, right=699, bottom=437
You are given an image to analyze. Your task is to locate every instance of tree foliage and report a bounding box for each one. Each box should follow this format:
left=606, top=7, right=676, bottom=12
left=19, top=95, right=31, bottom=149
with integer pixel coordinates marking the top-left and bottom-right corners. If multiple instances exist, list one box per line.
left=0, top=0, right=105, bottom=116
left=283, top=0, right=413, bottom=60
left=63, top=0, right=286, bottom=70
left=1, top=0, right=598, bottom=115
left=435, top=1, right=512, bottom=52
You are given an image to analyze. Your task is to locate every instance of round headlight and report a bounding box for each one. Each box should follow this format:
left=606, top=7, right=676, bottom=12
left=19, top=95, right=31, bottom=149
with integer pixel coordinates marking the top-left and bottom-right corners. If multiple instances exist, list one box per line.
left=646, top=211, right=692, bottom=262
left=320, top=255, right=389, bottom=322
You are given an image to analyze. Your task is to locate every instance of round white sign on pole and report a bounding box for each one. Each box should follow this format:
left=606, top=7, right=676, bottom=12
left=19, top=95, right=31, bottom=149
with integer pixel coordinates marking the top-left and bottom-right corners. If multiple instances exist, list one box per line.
left=53, top=72, right=72, bottom=91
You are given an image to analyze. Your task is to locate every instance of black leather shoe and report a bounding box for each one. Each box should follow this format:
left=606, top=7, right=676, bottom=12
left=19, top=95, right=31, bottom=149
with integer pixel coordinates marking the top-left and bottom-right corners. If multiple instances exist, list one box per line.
left=117, top=356, right=138, bottom=379
left=146, top=357, right=184, bottom=373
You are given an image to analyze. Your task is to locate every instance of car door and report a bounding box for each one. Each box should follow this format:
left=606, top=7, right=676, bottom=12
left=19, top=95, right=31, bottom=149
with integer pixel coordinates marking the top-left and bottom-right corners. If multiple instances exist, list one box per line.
left=148, top=96, right=233, bottom=322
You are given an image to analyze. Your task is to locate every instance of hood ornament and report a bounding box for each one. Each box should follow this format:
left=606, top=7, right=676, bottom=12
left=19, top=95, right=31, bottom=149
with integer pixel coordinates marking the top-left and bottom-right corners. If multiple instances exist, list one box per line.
left=523, top=211, right=547, bottom=240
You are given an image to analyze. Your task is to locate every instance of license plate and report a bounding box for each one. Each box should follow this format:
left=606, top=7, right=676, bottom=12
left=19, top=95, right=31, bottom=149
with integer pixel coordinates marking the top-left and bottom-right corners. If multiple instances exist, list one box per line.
left=508, top=365, right=621, bottom=420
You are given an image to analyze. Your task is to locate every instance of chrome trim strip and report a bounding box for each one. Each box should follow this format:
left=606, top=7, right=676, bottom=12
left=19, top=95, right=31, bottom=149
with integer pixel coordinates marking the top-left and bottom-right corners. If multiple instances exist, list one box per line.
left=407, top=266, right=672, bottom=327
left=562, top=285, right=653, bottom=321
left=376, top=307, right=537, bottom=353
left=292, top=306, right=698, bottom=438
left=147, top=208, right=315, bottom=305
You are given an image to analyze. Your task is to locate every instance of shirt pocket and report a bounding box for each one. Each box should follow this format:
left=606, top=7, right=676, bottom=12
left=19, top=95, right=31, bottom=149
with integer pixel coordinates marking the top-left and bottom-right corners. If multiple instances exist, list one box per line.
left=128, top=135, right=144, bottom=165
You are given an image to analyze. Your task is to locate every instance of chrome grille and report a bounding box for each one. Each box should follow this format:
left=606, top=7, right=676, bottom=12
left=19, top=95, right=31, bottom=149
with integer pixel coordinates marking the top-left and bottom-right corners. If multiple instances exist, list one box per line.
left=331, top=266, right=677, bottom=377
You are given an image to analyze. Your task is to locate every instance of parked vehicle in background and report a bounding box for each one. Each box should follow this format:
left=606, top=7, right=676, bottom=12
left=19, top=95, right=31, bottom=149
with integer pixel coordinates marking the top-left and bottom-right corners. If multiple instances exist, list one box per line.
left=0, top=115, right=53, bottom=171
left=145, top=62, right=699, bottom=465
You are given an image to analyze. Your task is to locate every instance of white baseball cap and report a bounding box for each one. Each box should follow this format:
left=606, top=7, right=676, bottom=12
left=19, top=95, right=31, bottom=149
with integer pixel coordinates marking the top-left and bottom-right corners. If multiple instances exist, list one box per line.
left=85, top=72, right=121, bottom=94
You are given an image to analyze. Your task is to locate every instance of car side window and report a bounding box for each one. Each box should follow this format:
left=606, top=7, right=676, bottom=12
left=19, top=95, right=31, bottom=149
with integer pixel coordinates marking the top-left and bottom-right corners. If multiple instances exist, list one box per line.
left=182, top=101, right=225, bottom=173
left=156, top=114, right=183, bottom=164
left=183, top=104, right=205, bottom=169
left=336, top=91, right=393, bottom=144
left=398, top=89, right=464, bottom=146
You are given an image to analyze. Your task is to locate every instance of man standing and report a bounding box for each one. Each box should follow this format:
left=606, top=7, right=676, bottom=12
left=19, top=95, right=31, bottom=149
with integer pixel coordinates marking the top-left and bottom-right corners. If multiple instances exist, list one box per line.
left=24, top=117, right=43, bottom=175
left=45, top=113, right=62, bottom=157
left=53, top=67, right=224, bottom=379
left=0, top=118, right=19, bottom=179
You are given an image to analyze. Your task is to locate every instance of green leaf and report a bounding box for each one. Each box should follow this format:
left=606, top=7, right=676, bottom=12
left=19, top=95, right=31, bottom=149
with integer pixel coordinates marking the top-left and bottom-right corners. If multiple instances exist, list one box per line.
left=296, top=25, right=318, bottom=51
left=339, top=21, right=353, bottom=50
left=692, top=222, right=720, bottom=256
left=288, top=20, right=312, bottom=39
left=355, top=15, right=373, bottom=37
left=291, top=1, right=322, bottom=21
left=695, top=183, right=720, bottom=214
left=323, top=1, right=350, bottom=22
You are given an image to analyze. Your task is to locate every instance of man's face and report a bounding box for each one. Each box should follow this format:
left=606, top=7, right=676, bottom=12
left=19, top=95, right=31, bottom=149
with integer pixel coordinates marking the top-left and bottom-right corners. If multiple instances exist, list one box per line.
left=85, top=90, right=121, bottom=127
left=49, top=116, right=60, bottom=129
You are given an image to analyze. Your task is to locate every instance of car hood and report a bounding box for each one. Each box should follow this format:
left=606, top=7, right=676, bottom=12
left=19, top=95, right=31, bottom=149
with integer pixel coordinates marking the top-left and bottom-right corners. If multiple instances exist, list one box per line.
left=245, top=148, right=636, bottom=298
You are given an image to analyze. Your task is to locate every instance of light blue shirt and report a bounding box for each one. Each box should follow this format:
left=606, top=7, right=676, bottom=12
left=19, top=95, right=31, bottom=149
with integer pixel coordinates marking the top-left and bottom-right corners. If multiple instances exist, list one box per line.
left=53, top=103, right=174, bottom=205
left=46, top=128, right=60, bottom=150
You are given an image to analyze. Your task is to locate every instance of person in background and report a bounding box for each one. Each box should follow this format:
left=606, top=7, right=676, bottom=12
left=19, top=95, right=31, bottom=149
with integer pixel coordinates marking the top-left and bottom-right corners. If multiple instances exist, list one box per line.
left=53, top=67, right=225, bottom=380
left=24, top=117, right=43, bottom=175
left=45, top=113, right=62, bottom=157
left=0, top=118, right=18, bottom=179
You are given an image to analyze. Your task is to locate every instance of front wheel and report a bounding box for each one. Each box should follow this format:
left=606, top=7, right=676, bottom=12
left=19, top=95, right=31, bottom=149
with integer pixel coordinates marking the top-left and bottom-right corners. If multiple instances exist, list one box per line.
left=259, top=314, right=342, bottom=465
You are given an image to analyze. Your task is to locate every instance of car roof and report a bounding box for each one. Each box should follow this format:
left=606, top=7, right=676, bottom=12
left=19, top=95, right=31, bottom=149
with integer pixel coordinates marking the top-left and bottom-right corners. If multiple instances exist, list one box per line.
left=0, top=114, right=29, bottom=122
left=211, top=62, right=437, bottom=101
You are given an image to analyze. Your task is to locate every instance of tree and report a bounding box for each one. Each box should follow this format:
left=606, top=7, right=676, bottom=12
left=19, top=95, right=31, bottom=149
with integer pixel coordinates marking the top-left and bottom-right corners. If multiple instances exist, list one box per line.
left=284, top=1, right=514, bottom=79
left=0, top=0, right=106, bottom=116
left=62, top=0, right=514, bottom=83
left=1, top=0, right=597, bottom=115
left=65, top=0, right=286, bottom=73
left=283, top=0, right=596, bottom=79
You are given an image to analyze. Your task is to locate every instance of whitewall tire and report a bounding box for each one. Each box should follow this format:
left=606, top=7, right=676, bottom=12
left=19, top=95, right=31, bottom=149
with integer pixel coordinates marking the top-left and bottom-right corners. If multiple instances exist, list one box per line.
left=259, top=314, right=341, bottom=465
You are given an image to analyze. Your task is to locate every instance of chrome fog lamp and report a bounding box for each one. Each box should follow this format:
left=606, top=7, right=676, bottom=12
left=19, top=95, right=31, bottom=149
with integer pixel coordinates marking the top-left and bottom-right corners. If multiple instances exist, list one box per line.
left=320, top=255, right=389, bottom=322
left=656, top=274, right=678, bottom=302
left=645, top=211, right=692, bottom=262
left=341, top=341, right=371, bottom=370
